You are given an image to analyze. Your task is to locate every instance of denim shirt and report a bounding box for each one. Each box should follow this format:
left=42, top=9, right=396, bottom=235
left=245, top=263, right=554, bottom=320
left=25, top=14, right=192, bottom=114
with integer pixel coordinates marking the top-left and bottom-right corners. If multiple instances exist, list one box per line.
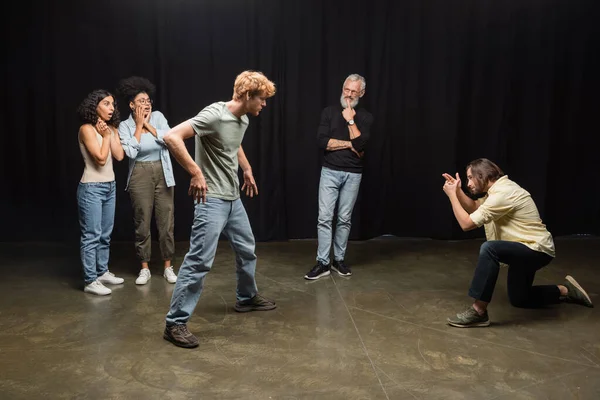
left=118, top=111, right=175, bottom=190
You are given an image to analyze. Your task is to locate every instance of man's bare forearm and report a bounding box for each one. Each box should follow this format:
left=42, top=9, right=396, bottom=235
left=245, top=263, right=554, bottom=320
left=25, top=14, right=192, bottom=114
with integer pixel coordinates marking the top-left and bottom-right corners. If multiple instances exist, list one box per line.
left=237, top=146, right=252, bottom=172
left=449, top=193, right=477, bottom=231
left=326, top=138, right=352, bottom=151
left=456, top=189, right=478, bottom=213
left=165, top=136, right=201, bottom=176
left=348, top=124, right=362, bottom=140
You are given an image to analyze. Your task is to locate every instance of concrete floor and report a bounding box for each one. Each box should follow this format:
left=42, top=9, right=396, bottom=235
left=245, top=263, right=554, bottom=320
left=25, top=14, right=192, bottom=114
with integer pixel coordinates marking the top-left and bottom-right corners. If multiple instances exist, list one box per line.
left=0, top=237, right=598, bottom=399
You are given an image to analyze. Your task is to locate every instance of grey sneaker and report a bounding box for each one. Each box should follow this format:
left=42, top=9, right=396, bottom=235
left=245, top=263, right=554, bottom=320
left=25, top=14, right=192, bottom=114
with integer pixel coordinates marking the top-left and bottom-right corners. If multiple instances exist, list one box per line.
left=564, top=275, right=593, bottom=308
left=163, top=324, right=199, bottom=348
left=234, top=294, right=277, bottom=313
left=447, top=307, right=490, bottom=328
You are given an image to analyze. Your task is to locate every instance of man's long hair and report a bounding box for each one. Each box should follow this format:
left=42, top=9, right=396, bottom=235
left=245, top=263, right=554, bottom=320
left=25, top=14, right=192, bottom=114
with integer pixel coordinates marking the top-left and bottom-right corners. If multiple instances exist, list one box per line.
left=466, top=158, right=505, bottom=188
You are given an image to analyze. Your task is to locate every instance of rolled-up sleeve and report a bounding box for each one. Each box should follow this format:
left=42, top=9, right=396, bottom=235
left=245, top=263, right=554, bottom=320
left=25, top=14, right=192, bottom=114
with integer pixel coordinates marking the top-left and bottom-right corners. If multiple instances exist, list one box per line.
left=350, top=112, right=373, bottom=152
left=470, top=193, right=515, bottom=227
left=317, top=108, right=332, bottom=149
left=118, top=120, right=141, bottom=159
left=153, top=111, right=171, bottom=146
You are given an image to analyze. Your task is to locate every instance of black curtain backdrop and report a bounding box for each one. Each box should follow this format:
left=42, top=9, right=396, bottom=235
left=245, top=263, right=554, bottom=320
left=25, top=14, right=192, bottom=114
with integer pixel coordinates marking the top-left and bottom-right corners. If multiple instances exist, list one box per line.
left=2, top=0, right=599, bottom=243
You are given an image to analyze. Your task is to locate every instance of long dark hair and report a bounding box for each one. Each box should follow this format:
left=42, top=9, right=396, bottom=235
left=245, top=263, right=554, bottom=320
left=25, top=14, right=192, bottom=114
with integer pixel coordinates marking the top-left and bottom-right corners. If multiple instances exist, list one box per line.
left=466, top=158, right=505, bottom=187
left=76, top=89, right=120, bottom=127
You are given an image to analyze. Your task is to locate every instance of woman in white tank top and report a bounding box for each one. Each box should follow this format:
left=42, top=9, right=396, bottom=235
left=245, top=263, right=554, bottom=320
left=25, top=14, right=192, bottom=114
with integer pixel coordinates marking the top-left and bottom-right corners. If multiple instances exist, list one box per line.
left=76, top=89, right=125, bottom=296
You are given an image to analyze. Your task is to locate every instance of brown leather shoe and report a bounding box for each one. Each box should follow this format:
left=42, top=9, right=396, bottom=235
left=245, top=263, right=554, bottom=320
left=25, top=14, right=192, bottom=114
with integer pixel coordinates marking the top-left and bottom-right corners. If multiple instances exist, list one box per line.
left=163, top=324, right=199, bottom=348
left=234, top=294, right=277, bottom=313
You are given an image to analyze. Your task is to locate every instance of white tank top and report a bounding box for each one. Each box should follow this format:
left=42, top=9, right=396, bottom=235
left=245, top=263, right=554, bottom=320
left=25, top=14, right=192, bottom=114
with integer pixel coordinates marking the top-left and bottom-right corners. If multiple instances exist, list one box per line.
left=79, top=127, right=115, bottom=183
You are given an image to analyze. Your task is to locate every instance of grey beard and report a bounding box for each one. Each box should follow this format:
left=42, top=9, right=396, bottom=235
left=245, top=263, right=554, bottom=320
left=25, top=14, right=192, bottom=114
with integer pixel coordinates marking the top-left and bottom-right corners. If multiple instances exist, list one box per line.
left=340, top=94, right=359, bottom=109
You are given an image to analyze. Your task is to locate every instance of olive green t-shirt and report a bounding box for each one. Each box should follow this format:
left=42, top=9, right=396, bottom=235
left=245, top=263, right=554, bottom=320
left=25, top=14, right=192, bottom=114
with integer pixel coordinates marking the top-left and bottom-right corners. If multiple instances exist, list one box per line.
left=188, top=102, right=249, bottom=200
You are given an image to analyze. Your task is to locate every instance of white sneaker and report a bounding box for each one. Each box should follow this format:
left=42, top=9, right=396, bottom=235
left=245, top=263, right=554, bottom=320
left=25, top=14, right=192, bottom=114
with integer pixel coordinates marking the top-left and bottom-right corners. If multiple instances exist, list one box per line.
left=135, top=268, right=151, bottom=285
left=164, top=267, right=177, bottom=284
left=84, top=280, right=112, bottom=296
left=98, top=271, right=125, bottom=285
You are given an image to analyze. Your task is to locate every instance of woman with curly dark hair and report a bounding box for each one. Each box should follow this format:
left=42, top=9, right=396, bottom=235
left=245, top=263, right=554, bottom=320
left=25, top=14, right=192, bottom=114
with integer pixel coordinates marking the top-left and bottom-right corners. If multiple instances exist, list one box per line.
left=116, top=76, right=177, bottom=285
left=76, top=89, right=125, bottom=296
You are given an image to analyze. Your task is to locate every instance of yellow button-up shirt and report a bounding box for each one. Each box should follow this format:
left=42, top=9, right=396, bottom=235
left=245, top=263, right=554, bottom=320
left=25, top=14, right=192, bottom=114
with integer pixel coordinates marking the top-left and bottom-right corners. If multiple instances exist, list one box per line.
left=470, top=176, right=555, bottom=257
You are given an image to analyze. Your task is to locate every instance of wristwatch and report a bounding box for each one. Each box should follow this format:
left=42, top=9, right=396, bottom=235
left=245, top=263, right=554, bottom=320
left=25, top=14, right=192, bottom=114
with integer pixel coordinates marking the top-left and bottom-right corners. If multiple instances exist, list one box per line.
left=347, top=119, right=355, bottom=126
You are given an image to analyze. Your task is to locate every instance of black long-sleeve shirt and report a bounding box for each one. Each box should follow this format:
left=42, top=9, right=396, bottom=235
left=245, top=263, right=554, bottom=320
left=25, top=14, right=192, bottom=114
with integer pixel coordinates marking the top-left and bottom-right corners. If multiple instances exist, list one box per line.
left=317, top=105, right=373, bottom=173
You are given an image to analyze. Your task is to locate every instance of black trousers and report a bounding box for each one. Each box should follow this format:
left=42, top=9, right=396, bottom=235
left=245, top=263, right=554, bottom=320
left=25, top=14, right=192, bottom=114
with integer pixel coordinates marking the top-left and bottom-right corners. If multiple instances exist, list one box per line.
left=469, top=240, right=560, bottom=307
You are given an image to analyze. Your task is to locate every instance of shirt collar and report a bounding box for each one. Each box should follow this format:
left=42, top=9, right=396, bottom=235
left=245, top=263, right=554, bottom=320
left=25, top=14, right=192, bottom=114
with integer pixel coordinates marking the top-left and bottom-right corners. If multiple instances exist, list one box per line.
left=487, top=175, right=508, bottom=194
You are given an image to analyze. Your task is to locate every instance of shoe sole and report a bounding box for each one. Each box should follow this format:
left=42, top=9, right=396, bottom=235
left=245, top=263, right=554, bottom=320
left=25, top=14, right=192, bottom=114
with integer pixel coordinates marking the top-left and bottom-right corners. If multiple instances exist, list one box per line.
left=84, top=289, right=111, bottom=296
left=566, top=275, right=593, bottom=307
left=447, top=320, right=491, bottom=328
left=98, top=280, right=125, bottom=285
left=135, top=280, right=150, bottom=285
left=304, top=270, right=331, bottom=280
left=163, top=333, right=199, bottom=348
left=331, top=266, right=352, bottom=277
left=234, top=304, right=277, bottom=313
left=164, top=277, right=177, bottom=284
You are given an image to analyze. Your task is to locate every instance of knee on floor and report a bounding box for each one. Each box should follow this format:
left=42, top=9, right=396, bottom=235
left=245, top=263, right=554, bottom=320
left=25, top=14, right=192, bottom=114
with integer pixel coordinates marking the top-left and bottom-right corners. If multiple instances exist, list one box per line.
left=508, top=295, right=530, bottom=308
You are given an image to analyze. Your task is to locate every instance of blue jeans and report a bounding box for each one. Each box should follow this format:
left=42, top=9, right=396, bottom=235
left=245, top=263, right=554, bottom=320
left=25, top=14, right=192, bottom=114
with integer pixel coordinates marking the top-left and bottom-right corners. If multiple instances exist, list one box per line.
left=317, top=167, right=362, bottom=265
left=469, top=240, right=559, bottom=307
left=166, top=198, right=258, bottom=326
left=76, top=181, right=116, bottom=284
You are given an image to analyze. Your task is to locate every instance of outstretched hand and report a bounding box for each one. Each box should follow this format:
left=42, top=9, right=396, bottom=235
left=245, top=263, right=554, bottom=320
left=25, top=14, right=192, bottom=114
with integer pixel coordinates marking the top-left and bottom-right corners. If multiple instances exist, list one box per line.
left=241, top=170, right=258, bottom=198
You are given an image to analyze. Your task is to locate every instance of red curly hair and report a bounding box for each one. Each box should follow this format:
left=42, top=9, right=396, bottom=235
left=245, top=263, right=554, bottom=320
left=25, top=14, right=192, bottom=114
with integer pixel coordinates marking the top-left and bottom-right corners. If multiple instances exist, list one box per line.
left=232, top=70, right=276, bottom=100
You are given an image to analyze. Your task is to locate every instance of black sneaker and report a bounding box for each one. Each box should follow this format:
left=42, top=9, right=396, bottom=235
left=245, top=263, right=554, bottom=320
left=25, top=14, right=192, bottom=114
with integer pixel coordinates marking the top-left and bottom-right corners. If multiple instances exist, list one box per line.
left=447, top=307, right=490, bottom=328
left=331, top=260, right=352, bottom=276
left=163, top=324, right=199, bottom=348
left=564, top=275, right=593, bottom=308
left=304, top=262, right=330, bottom=280
left=234, top=293, right=277, bottom=313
